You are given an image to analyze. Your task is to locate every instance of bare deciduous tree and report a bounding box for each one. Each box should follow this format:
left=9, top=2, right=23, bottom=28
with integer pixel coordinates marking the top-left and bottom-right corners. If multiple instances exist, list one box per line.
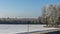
left=41, top=4, right=60, bottom=27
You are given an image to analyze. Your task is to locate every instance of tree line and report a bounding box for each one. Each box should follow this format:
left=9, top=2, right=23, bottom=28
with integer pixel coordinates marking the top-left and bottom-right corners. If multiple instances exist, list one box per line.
left=0, top=18, right=43, bottom=24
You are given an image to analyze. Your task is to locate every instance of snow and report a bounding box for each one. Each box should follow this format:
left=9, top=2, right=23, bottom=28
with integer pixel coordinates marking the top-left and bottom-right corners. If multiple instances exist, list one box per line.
left=0, top=24, right=59, bottom=34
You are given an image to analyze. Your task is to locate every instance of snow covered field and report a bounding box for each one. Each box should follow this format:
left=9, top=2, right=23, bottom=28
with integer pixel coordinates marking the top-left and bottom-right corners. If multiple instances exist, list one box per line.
left=0, top=24, right=58, bottom=34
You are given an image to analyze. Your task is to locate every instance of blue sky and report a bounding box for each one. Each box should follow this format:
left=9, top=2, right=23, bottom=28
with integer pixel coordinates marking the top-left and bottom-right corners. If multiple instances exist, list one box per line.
left=0, top=0, right=60, bottom=18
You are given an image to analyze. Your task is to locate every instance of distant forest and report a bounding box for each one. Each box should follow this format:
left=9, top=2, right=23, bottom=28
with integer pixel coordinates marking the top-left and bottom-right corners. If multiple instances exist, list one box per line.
left=0, top=17, right=44, bottom=24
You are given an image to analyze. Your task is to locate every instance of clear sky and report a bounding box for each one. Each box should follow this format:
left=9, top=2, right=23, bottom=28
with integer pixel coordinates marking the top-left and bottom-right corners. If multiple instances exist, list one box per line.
left=0, top=0, right=60, bottom=18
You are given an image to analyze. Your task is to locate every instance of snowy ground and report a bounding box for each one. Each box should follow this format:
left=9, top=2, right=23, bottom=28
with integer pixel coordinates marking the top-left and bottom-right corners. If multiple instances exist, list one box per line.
left=29, top=25, right=59, bottom=32
left=0, top=24, right=59, bottom=34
